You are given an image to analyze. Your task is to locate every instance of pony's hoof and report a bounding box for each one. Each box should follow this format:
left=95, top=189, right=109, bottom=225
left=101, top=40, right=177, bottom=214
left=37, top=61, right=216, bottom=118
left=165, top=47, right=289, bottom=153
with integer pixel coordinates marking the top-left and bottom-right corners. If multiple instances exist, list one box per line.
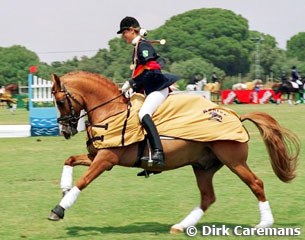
left=48, top=212, right=61, bottom=221
left=170, top=224, right=184, bottom=234
left=255, top=221, right=274, bottom=228
left=48, top=205, right=65, bottom=221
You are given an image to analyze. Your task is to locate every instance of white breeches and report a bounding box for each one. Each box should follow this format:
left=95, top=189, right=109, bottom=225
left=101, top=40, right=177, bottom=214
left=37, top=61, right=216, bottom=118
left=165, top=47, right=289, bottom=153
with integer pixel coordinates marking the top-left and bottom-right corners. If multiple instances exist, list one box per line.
left=139, top=88, right=169, bottom=121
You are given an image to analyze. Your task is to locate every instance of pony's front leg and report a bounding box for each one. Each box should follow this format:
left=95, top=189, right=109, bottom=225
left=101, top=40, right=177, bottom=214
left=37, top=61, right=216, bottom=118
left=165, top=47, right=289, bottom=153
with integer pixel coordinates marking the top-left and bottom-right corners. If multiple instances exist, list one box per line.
left=48, top=149, right=119, bottom=221
left=60, top=154, right=94, bottom=195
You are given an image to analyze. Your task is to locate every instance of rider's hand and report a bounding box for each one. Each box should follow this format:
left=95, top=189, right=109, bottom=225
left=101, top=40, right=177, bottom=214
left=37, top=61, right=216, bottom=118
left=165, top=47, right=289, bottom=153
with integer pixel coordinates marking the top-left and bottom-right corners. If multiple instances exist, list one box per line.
left=124, top=88, right=134, bottom=98
left=121, top=81, right=131, bottom=93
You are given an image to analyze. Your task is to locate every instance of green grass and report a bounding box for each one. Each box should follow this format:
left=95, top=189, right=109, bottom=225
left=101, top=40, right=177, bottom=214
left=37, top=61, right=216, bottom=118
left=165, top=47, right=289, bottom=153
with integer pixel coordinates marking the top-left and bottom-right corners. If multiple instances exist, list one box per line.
left=0, top=104, right=304, bottom=239
left=0, top=108, right=29, bottom=125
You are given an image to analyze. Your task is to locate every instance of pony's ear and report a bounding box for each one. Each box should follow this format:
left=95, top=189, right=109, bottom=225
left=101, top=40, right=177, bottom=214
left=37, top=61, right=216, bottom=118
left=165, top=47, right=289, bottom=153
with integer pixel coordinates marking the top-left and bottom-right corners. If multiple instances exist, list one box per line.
left=51, top=74, right=61, bottom=91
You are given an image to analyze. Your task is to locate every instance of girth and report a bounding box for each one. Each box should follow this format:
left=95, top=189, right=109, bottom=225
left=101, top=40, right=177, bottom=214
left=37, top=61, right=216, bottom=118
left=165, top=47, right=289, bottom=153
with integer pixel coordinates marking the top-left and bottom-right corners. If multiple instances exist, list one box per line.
left=132, top=138, right=147, bottom=168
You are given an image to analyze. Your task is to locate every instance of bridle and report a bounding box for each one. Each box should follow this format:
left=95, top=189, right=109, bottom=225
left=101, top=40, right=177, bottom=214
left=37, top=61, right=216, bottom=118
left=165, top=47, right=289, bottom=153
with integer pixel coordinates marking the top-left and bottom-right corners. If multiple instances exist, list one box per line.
left=52, top=84, right=123, bottom=127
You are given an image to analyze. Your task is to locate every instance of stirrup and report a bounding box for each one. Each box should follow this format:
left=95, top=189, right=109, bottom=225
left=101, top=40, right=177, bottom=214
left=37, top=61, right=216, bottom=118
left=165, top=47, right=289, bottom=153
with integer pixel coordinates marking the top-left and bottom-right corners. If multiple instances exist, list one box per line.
left=141, top=157, right=164, bottom=167
left=141, top=149, right=164, bottom=167
left=137, top=170, right=162, bottom=178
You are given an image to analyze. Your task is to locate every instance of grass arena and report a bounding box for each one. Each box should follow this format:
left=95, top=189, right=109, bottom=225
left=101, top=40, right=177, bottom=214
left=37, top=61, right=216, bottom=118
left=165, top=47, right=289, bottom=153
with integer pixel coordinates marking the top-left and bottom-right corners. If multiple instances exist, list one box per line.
left=0, top=104, right=304, bottom=240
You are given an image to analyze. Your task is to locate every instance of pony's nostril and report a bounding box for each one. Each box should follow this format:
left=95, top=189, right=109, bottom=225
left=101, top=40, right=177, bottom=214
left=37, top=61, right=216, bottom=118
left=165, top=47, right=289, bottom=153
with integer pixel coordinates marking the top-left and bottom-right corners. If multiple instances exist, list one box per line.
left=62, top=131, right=71, bottom=139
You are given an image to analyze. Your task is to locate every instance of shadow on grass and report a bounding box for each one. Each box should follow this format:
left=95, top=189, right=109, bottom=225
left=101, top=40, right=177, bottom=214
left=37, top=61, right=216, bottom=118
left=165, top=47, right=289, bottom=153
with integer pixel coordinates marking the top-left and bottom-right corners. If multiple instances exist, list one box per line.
left=65, top=222, right=170, bottom=237
left=64, top=222, right=254, bottom=238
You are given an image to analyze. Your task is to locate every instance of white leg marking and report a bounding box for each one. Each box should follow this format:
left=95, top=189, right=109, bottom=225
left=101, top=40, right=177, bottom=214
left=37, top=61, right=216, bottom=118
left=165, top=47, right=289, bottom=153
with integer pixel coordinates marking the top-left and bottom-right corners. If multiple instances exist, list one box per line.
left=170, top=206, right=204, bottom=233
left=255, top=201, right=274, bottom=228
left=60, top=165, right=73, bottom=192
left=59, top=186, right=80, bottom=210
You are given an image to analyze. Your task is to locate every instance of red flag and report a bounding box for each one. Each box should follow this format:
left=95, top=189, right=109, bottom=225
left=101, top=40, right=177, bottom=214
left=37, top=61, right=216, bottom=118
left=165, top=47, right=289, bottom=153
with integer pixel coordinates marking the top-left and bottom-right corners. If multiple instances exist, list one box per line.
left=29, top=65, right=38, bottom=73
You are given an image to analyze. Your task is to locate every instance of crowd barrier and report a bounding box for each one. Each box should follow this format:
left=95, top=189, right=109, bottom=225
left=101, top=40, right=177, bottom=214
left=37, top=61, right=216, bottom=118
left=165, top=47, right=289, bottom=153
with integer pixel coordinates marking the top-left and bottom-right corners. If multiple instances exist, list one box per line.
left=221, top=89, right=275, bottom=104
left=172, top=90, right=211, bottom=100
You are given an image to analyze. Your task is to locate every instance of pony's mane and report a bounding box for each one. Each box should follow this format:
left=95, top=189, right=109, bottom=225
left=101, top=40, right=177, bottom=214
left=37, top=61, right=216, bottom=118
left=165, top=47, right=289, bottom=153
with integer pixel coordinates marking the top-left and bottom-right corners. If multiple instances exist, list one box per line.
left=62, top=71, right=119, bottom=91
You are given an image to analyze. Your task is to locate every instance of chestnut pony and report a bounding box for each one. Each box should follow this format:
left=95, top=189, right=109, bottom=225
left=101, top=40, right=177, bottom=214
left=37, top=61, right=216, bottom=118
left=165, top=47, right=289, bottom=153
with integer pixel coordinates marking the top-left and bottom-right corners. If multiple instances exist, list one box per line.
left=48, top=71, right=299, bottom=233
left=0, top=84, right=18, bottom=108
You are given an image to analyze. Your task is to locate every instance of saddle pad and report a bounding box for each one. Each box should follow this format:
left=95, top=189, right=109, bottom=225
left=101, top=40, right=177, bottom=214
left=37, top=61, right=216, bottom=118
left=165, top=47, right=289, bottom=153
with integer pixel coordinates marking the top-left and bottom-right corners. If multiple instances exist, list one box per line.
left=86, top=93, right=249, bottom=150
left=289, top=81, right=299, bottom=89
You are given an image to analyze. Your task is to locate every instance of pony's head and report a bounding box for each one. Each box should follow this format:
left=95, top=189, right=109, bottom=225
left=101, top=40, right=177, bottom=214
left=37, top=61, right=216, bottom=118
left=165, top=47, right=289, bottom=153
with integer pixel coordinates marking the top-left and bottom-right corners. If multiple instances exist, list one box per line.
left=52, top=74, right=83, bottom=139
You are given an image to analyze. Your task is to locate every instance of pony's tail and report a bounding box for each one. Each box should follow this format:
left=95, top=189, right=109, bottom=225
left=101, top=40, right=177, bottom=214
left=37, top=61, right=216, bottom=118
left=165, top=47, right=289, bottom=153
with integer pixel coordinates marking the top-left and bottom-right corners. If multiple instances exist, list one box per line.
left=241, top=112, right=300, bottom=182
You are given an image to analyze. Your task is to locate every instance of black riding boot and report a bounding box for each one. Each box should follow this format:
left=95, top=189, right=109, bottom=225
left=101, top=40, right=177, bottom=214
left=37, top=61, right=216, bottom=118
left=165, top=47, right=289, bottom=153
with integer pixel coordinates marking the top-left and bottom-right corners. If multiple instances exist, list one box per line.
left=140, top=114, right=164, bottom=167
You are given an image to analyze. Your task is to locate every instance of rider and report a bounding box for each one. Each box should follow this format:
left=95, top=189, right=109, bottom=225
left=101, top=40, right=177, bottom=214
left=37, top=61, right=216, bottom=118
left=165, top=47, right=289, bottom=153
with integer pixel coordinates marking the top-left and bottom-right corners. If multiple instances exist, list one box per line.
left=290, top=66, right=303, bottom=104
left=118, top=16, right=178, bottom=168
left=290, top=66, right=304, bottom=104
left=291, top=66, right=299, bottom=82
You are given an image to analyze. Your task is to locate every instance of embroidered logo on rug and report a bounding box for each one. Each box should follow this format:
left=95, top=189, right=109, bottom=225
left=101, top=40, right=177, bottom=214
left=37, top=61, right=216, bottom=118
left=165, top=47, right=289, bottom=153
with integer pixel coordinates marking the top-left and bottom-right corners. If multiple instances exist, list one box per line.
left=203, top=109, right=227, bottom=122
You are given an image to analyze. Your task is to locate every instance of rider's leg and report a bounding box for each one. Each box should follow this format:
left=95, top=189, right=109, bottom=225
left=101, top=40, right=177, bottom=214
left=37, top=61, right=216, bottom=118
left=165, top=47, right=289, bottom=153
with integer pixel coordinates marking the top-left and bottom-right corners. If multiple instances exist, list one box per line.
left=140, top=114, right=164, bottom=165
left=138, top=88, right=169, bottom=166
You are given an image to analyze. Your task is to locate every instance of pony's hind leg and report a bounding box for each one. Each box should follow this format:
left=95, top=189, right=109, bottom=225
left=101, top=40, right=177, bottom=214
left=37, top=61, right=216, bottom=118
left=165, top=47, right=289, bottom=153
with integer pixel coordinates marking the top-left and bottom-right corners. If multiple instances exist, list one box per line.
left=212, top=141, right=274, bottom=228
left=170, top=163, right=222, bottom=233
left=227, top=163, right=274, bottom=228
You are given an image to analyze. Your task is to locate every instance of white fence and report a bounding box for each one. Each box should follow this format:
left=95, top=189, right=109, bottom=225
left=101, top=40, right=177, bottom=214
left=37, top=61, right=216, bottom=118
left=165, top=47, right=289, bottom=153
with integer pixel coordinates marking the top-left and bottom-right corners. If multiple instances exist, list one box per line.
left=31, top=76, right=53, bottom=102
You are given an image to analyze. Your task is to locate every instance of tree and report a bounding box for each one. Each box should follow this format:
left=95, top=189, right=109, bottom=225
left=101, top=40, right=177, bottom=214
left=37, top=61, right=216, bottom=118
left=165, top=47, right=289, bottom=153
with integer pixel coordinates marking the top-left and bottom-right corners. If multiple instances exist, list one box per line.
left=150, top=8, right=252, bottom=75
left=287, top=32, right=305, bottom=61
left=170, top=57, right=223, bottom=81
left=86, top=38, right=133, bottom=83
left=0, top=45, right=39, bottom=85
left=248, top=31, right=280, bottom=80
left=74, top=8, right=254, bottom=80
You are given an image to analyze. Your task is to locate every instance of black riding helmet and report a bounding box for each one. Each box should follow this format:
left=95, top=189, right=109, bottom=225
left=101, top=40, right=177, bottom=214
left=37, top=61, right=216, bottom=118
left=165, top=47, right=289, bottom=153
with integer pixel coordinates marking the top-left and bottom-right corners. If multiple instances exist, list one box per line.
left=117, top=16, right=140, bottom=34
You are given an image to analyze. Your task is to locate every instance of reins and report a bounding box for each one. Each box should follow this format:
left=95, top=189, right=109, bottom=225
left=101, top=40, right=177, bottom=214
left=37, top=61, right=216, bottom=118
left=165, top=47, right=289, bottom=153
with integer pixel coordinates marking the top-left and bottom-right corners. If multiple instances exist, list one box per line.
left=78, top=93, right=124, bottom=120
left=53, top=83, right=124, bottom=124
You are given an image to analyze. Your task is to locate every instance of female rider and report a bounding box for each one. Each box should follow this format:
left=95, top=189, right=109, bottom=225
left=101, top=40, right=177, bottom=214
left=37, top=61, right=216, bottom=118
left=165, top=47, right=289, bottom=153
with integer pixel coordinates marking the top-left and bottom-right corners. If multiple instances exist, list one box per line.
left=118, top=16, right=178, bottom=168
